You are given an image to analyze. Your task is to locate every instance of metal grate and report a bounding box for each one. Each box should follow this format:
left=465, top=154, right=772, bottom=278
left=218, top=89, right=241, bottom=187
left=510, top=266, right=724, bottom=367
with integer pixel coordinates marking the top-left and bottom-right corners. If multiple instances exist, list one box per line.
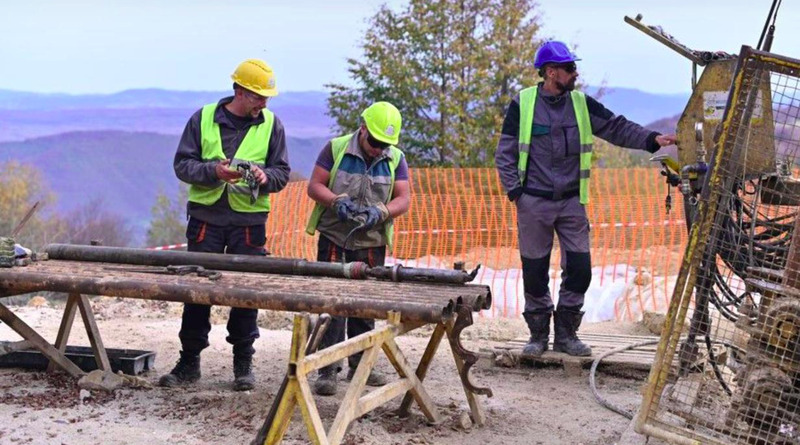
left=638, top=46, right=800, bottom=445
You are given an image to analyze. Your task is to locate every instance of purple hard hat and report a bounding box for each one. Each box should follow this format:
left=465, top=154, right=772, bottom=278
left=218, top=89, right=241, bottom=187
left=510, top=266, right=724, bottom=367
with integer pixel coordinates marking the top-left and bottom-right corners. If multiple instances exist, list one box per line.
left=534, top=41, right=580, bottom=69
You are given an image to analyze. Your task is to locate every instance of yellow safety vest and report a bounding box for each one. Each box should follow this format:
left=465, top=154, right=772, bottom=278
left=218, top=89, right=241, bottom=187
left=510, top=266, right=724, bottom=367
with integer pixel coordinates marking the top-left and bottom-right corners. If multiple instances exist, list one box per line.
left=305, top=134, right=404, bottom=250
left=517, top=87, right=594, bottom=204
left=188, top=103, right=274, bottom=212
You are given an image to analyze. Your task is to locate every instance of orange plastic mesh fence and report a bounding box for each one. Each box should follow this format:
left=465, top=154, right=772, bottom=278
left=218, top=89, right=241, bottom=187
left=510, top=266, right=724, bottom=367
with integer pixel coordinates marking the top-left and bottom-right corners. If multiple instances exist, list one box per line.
left=266, top=167, right=688, bottom=320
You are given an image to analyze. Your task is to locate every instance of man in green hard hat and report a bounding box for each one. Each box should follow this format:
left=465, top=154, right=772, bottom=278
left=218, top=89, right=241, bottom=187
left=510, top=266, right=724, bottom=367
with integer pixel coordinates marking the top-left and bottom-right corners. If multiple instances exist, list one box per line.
left=305, top=101, right=411, bottom=396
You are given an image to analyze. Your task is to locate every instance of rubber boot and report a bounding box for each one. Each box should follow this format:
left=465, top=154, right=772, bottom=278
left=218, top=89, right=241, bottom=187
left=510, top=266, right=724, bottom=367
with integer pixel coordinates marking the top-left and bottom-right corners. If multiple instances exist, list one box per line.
left=233, top=354, right=255, bottom=392
left=158, top=350, right=201, bottom=387
left=553, top=307, right=592, bottom=357
left=521, top=310, right=551, bottom=357
left=346, top=367, right=388, bottom=387
left=314, top=365, right=339, bottom=396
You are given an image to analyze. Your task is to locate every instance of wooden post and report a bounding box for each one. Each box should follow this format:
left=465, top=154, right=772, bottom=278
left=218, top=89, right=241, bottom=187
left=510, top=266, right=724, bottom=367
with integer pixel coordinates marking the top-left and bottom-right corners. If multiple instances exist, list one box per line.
left=398, top=322, right=447, bottom=417
left=76, top=295, right=111, bottom=371
left=0, top=303, right=84, bottom=377
left=47, top=293, right=79, bottom=372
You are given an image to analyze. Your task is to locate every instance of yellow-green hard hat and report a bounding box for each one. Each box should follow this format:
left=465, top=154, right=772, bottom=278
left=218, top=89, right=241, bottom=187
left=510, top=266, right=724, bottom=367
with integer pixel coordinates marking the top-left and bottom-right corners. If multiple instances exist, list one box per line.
left=231, top=59, right=278, bottom=97
left=361, top=102, right=402, bottom=145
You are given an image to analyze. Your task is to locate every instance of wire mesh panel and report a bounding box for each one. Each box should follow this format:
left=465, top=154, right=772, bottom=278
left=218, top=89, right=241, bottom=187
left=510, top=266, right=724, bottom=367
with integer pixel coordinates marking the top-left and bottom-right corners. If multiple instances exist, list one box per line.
left=637, top=46, right=800, bottom=445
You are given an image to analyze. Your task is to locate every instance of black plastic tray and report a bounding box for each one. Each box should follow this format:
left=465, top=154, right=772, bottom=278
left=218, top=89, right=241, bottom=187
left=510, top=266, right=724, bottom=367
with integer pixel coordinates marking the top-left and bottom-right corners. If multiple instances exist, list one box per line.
left=0, top=346, right=156, bottom=375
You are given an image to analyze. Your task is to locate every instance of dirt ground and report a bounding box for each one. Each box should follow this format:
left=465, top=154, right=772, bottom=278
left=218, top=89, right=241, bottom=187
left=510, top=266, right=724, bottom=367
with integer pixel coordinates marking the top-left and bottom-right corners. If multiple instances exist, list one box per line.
left=0, top=297, right=654, bottom=445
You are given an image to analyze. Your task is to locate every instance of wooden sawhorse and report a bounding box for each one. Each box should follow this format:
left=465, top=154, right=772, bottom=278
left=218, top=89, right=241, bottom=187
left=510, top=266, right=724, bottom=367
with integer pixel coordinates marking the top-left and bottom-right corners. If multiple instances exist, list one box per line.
left=0, top=293, right=110, bottom=377
left=255, top=307, right=490, bottom=445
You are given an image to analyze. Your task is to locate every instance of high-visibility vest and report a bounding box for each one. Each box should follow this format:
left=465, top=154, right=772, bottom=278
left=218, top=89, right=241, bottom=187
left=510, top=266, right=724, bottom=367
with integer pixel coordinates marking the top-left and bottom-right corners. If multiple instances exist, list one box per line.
left=188, top=103, right=274, bottom=212
left=305, top=133, right=404, bottom=250
left=517, top=87, right=594, bottom=204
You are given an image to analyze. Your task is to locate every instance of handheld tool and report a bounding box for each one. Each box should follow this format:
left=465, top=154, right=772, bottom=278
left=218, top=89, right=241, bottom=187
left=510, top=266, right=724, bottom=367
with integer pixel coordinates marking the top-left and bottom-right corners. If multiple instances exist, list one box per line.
left=102, top=264, right=222, bottom=281
left=236, top=162, right=260, bottom=204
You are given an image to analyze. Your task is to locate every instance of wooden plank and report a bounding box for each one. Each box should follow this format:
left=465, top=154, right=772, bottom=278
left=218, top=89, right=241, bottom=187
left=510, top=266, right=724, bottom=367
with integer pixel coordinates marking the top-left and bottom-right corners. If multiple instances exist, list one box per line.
left=48, top=293, right=78, bottom=372
left=490, top=331, right=696, bottom=374
left=356, top=379, right=414, bottom=418
left=398, top=322, right=445, bottom=417
left=382, top=336, right=442, bottom=424
left=327, top=342, right=382, bottom=445
left=296, top=375, right=329, bottom=445
left=0, top=303, right=84, bottom=377
left=299, top=326, right=397, bottom=374
left=264, top=315, right=309, bottom=445
left=264, top=382, right=300, bottom=445
left=76, top=295, right=111, bottom=371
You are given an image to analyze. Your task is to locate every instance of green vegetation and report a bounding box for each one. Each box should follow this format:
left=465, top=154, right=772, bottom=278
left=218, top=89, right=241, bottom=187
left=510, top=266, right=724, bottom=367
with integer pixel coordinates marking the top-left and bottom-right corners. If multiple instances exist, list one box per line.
left=327, top=0, right=545, bottom=167
left=146, top=185, right=188, bottom=248
left=0, top=161, right=134, bottom=250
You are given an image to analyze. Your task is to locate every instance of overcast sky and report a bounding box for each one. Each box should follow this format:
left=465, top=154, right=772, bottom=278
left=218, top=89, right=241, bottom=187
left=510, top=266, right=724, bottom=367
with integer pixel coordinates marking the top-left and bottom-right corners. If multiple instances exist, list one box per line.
left=2, top=0, right=798, bottom=95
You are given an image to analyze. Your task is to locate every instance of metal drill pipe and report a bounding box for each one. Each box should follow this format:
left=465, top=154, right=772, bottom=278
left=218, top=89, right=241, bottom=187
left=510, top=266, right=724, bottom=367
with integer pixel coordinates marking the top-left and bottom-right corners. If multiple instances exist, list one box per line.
left=0, top=269, right=453, bottom=324
left=45, top=244, right=368, bottom=278
left=44, top=244, right=477, bottom=284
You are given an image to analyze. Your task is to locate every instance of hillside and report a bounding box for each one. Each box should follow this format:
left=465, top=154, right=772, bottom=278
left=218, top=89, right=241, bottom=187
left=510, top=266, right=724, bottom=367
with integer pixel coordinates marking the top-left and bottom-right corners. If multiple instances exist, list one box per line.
left=0, top=131, right=326, bottom=244
left=0, top=90, right=334, bottom=143
left=0, top=87, right=687, bottom=143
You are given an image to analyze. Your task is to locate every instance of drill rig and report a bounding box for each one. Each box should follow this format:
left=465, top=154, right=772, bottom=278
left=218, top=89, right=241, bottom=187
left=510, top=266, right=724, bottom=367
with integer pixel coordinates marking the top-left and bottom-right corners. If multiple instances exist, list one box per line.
left=629, top=3, right=800, bottom=444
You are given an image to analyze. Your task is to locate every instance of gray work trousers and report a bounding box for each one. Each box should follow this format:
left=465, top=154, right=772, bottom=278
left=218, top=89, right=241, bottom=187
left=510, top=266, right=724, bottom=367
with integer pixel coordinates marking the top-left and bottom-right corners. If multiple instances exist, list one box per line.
left=516, top=194, right=592, bottom=313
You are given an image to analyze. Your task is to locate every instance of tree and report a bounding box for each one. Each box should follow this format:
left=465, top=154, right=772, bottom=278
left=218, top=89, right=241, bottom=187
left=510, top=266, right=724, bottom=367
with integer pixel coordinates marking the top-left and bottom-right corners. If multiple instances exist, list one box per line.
left=146, top=185, right=188, bottom=248
left=0, top=161, right=63, bottom=249
left=327, top=0, right=547, bottom=167
left=0, top=161, right=134, bottom=249
left=59, top=198, right=135, bottom=247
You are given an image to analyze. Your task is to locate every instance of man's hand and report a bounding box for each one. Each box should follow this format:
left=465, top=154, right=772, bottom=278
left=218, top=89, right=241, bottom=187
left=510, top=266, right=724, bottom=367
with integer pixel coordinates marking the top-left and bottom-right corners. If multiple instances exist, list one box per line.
left=331, top=194, right=359, bottom=222
left=360, top=202, right=390, bottom=229
left=252, top=165, right=267, bottom=185
left=215, top=159, right=243, bottom=184
left=655, top=134, right=677, bottom=147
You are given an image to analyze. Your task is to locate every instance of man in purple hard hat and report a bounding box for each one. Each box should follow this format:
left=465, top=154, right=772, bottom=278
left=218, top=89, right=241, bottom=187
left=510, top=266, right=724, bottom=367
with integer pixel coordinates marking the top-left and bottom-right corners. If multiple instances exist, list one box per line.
left=495, top=41, right=676, bottom=357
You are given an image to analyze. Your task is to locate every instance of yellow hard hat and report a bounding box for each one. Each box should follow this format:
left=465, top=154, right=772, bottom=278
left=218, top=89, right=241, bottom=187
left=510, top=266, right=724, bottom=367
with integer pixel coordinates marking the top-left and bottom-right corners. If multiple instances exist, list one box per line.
left=361, top=102, right=402, bottom=145
left=231, top=59, right=278, bottom=97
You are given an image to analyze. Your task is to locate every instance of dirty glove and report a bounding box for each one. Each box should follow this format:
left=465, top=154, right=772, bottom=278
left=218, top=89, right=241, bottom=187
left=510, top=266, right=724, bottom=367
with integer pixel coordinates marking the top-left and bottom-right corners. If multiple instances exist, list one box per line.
left=331, top=194, right=359, bottom=223
left=359, top=202, right=390, bottom=229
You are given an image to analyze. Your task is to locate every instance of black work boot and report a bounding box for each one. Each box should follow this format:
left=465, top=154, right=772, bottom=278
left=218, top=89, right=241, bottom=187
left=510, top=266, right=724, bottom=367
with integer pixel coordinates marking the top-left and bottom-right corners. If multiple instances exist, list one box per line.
left=346, top=367, right=388, bottom=387
left=233, top=354, right=255, bottom=392
left=553, top=307, right=592, bottom=357
left=521, top=310, right=552, bottom=357
left=314, top=365, right=339, bottom=396
left=158, top=350, right=201, bottom=387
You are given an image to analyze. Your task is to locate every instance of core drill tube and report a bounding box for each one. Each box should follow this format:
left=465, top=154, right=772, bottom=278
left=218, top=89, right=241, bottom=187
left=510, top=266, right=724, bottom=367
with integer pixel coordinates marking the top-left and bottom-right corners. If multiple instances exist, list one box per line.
left=45, top=243, right=364, bottom=278
left=44, top=244, right=475, bottom=284
left=0, top=270, right=452, bottom=324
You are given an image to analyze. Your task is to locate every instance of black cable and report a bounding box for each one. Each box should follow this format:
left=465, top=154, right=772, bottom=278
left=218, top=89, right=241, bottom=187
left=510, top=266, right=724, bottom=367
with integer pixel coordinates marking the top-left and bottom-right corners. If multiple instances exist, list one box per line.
left=757, top=0, right=781, bottom=50
left=705, top=332, right=733, bottom=396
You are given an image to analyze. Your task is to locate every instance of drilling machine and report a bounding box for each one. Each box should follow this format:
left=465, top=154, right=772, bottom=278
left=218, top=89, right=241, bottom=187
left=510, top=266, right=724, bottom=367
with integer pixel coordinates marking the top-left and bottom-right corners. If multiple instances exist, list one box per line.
left=630, top=3, right=800, bottom=443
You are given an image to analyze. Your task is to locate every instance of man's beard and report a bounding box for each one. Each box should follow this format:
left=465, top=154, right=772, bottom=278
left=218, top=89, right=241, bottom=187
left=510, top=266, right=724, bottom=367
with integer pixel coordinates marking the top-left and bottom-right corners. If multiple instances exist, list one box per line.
left=555, top=78, right=576, bottom=93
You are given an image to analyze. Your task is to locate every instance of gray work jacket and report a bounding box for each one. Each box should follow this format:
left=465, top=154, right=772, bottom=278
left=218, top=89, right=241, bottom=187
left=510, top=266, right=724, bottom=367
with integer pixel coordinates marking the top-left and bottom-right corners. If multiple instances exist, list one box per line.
left=173, top=96, right=291, bottom=226
left=495, top=84, right=661, bottom=201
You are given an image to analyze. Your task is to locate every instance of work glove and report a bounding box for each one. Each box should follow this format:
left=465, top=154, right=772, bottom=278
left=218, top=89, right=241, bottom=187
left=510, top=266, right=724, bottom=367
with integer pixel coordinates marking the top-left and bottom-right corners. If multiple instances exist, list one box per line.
left=359, top=202, right=390, bottom=230
left=331, top=194, right=359, bottom=223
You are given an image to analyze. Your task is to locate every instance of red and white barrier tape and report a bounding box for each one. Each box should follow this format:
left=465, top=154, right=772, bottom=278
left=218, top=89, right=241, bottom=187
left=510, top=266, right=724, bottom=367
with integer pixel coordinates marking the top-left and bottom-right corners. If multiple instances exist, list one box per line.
left=147, top=243, right=188, bottom=251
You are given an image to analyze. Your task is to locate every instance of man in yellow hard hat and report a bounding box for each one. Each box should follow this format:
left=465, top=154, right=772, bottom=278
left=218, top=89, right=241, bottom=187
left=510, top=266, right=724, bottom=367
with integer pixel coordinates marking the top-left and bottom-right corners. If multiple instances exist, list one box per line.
left=161, top=58, right=290, bottom=391
left=305, top=101, right=411, bottom=396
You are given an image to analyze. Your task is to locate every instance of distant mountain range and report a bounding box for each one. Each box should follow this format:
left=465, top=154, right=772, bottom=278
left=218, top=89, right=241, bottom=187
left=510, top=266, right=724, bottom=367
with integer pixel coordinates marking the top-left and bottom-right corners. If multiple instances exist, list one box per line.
left=1, top=86, right=686, bottom=245
left=0, top=89, right=333, bottom=142
left=0, top=131, right=326, bottom=242
left=0, top=86, right=687, bottom=142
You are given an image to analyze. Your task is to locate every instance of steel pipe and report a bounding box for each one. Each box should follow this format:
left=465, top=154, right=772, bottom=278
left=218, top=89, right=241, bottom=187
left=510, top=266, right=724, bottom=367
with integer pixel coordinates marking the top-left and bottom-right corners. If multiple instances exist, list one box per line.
left=0, top=270, right=455, bottom=324
left=44, top=244, right=477, bottom=284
